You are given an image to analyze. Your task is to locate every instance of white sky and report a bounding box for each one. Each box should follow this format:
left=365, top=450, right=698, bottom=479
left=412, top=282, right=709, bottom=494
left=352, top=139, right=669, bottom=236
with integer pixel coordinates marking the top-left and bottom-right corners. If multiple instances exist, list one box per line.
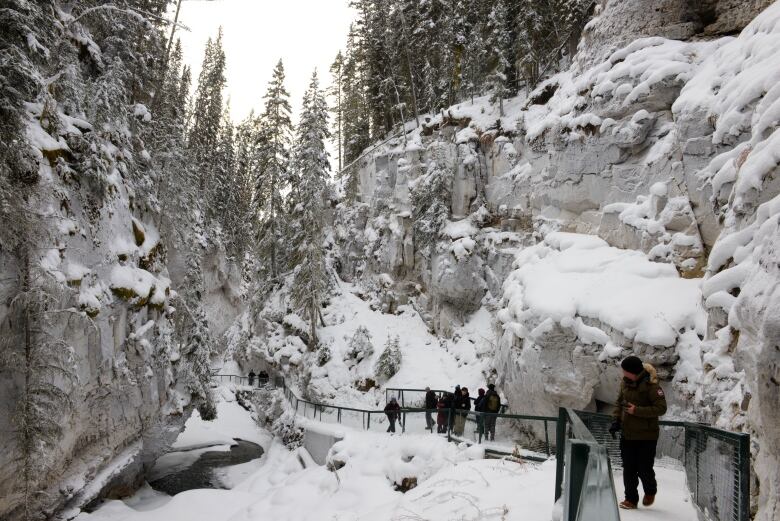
left=173, top=0, right=355, bottom=123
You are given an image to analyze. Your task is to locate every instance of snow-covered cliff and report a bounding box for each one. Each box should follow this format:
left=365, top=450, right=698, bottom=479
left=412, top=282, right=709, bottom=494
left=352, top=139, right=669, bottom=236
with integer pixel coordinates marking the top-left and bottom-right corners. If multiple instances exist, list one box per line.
left=329, top=3, right=780, bottom=518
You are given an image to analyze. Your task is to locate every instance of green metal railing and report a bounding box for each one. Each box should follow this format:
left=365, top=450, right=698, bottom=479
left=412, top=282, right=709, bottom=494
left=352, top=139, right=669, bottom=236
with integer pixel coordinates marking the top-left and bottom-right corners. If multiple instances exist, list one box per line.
left=214, top=374, right=750, bottom=521
left=556, top=408, right=621, bottom=521
left=554, top=409, right=751, bottom=521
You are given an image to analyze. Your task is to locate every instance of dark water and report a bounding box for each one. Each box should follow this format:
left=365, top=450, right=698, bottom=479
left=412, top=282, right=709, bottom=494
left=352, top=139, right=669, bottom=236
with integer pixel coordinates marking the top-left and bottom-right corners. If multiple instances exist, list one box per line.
left=149, top=439, right=264, bottom=496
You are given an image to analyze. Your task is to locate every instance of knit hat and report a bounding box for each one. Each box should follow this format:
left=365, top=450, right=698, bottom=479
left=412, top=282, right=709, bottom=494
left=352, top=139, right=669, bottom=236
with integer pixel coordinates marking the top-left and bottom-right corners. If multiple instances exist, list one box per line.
left=487, top=383, right=495, bottom=391
left=621, top=356, right=644, bottom=375
left=478, top=388, right=485, bottom=395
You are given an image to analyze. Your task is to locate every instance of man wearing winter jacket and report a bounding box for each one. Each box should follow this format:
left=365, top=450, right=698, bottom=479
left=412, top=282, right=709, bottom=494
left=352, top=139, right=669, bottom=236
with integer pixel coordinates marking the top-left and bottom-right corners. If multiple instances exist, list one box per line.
left=424, top=387, right=437, bottom=431
left=474, top=388, right=487, bottom=436
left=483, top=384, right=501, bottom=441
left=610, top=356, right=667, bottom=510
left=385, top=396, right=401, bottom=433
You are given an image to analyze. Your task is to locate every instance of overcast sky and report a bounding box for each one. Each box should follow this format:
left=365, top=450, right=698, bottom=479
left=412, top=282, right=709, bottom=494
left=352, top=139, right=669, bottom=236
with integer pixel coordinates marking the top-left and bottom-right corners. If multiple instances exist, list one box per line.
left=173, top=0, right=355, bottom=123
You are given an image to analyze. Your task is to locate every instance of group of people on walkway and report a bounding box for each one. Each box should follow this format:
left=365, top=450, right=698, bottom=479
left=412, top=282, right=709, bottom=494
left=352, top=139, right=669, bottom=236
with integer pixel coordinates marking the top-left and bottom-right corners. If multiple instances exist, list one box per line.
left=384, top=383, right=502, bottom=438
left=383, top=356, right=668, bottom=512
left=247, top=370, right=269, bottom=387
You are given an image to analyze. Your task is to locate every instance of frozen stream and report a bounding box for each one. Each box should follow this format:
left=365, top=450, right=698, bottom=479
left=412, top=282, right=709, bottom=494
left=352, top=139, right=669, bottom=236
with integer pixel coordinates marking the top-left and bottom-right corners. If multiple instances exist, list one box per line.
left=148, top=439, right=264, bottom=495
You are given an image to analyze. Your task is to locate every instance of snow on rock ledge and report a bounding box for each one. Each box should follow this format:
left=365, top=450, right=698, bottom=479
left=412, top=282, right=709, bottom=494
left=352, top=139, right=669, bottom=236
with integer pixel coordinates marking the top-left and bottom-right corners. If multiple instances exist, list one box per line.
left=495, top=232, right=705, bottom=415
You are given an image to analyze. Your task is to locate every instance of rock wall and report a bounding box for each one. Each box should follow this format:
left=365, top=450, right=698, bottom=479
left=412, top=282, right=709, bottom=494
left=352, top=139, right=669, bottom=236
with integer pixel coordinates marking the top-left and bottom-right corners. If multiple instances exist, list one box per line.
left=336, top=2, right=780, bottom=518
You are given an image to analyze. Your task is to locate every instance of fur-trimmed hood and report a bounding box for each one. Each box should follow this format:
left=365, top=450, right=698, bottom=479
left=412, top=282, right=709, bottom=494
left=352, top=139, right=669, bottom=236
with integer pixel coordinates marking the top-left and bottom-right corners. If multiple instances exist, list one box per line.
left=643, top=363, right=658, bottom=384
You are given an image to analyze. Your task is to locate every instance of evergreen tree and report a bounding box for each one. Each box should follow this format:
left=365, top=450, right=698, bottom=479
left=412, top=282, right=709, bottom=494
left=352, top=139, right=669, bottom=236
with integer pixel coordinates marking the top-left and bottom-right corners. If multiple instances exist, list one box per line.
left=328, top=51, right=345, bottom=173
left=411, top=139, right=452, bottom=255
left=289, top=71, right=331, bottom=349
left=254, top=59, right=293, bottom=283
left=347, top=325, right=374, bottom=364
left=213, top=103, right=240, bottom=253
left=375, top=335, right=402, bottom=379
left=189, top=28, right=227, bottom=206
left=486, top=0, right=513, bottom=116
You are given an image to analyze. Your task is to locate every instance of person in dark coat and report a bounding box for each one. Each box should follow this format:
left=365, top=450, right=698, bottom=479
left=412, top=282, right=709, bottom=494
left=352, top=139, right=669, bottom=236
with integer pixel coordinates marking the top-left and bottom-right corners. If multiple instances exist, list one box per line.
left=483, top=384, right=501, bottom=441
left=436, top=394, right=448, bottom=433
left=453, top=387, right=471, bottom=435
left=610, top=356, right=667, bottom=510
left=248, top=370, right=256, bottom=387
left=385, top=396, right=401, bottom=433
left=424, top=387, right=437, bottom=431
left=474, top=388, right=486, bottom=436
left=449, top=385, right=461, bottom=430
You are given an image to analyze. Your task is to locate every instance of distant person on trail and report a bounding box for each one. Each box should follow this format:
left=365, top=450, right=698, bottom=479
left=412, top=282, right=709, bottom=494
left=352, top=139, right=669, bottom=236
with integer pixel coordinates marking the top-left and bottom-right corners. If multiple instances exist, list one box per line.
left=441, top=392, right=454, bottom=433
left=424, top=387, right=437, bottom=431
left=450, top=385, right=461, bottom=430
left=483, top=384, right=501, bottom=441
left=453, top=388, right=471, bottom=436
left=248, top=370, right=256, bottom=387
left=258, top=370, right=269, bottom=382
left=436, top=394, right=448, bottom=433
left=609, top=355, right=667, bottom=510
left=385, top=396, right=401, bottom=433
left=475, top=388, right=487, bottom=436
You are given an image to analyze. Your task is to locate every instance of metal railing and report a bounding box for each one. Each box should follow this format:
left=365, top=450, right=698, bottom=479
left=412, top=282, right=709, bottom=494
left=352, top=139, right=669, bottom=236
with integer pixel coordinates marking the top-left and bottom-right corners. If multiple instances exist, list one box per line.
left=554, top=409, right=750, bottom=521
left=213, top=374, right=750, bottom=521
left=212, top=374, right=270, bottom=387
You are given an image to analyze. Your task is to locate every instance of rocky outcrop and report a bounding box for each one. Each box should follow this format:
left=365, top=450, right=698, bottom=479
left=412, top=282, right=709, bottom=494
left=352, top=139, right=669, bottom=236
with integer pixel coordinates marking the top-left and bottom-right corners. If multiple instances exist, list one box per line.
left=335, top=3, right=780, bottom=518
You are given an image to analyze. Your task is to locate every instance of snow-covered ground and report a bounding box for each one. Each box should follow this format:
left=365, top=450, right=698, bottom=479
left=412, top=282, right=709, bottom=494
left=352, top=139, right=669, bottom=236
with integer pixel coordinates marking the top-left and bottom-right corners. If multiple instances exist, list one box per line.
left=78, top=386, right=698, bottom=521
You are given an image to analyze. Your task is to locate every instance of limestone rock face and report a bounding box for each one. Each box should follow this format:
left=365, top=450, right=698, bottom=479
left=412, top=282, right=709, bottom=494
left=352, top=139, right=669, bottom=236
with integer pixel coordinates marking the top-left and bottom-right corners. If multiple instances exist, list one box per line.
left=335, top=4, right=780, bottom=518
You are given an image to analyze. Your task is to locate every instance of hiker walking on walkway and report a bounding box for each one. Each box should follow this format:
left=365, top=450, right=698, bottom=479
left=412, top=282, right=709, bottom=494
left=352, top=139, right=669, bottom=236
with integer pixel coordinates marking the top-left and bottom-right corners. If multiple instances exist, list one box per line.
left=453, top=387, right=471, bottom=435
left=248, top=370, right=256, bottom=387
left=609, top=356, right=667, bottom=510
left=385, top=396, right=401, bottom=433
left=483, top=383, right=501, bottom=441
left=424, top=387, right=437, bottom=431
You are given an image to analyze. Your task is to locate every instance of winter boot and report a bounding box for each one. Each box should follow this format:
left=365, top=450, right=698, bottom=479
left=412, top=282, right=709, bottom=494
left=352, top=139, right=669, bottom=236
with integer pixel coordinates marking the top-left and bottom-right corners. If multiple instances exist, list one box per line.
left=642, top=495, right=655, bottom=506
left=619, top=500, right=638, bottom=510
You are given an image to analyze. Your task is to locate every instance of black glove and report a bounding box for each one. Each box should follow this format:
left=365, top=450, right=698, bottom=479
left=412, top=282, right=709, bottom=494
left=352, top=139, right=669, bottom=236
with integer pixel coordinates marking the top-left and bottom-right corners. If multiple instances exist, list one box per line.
left=609, top=421, right=621, bottom=439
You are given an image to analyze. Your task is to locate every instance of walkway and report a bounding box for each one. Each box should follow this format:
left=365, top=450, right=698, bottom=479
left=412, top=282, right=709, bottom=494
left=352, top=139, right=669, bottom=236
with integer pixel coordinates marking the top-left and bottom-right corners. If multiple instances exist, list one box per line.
left=212, top=374, right=746, bottom=521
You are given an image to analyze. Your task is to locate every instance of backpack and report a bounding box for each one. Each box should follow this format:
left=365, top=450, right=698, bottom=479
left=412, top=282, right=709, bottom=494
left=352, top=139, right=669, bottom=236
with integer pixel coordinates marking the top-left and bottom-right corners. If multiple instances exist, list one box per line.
left=486, top=393, right=500, bottom=412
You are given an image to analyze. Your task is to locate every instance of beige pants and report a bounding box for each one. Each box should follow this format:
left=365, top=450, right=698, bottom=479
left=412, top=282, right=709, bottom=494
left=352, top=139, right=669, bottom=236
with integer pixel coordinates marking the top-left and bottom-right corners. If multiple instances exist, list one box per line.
left=453, top=414, right=466, bottom=435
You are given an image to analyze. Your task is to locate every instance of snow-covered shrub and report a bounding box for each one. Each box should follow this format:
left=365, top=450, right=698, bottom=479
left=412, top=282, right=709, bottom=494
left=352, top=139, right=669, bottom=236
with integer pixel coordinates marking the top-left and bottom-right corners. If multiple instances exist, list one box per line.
left=316, top=341, right=332, bottom=366
left=346, top=325, right=374, bottom=364
left=375, top=335, right=402, bottom=379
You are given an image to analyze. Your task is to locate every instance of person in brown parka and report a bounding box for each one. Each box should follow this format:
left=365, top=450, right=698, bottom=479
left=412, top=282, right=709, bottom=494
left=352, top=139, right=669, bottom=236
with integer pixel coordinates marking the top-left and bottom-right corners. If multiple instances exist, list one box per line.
left=610, top=355, right=667, bottom=510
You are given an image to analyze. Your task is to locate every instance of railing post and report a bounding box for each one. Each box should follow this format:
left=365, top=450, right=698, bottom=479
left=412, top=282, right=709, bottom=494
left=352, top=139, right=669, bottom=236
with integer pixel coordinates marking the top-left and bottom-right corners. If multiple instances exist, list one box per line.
left=544, top=420, right=550, bottom=457
left=563, top=440, right=590, bottom=521
left=402, top=412, right=406, bottom=433
left=738, top=433, right=750, bottom=521
left=555, top=407, right=567, bottom=501
left=367, top=412, right=371, bottom=430
left=447, top=409, right=452, bottom=442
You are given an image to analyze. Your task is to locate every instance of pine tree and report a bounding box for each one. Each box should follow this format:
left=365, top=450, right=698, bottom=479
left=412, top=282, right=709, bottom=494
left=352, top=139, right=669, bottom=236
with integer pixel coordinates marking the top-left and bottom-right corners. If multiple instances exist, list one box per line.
left=213, top=103, right=239, bottom=252
left=486, top=0, right=513, bottom=116
left=375, top=335, right=402, bottom=379
left=189, top=28, right=227, bottom=205
left=411, top=139, right=452, bottom=255
left=254, top=59, right=293, bottom=283
left=289, top=71, right=332, bottom=349
left=347, top=325, right=374, bottom=364
left=328, top=51, right=345, bottom=173
left=339, top=25, right=371, bottom=197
